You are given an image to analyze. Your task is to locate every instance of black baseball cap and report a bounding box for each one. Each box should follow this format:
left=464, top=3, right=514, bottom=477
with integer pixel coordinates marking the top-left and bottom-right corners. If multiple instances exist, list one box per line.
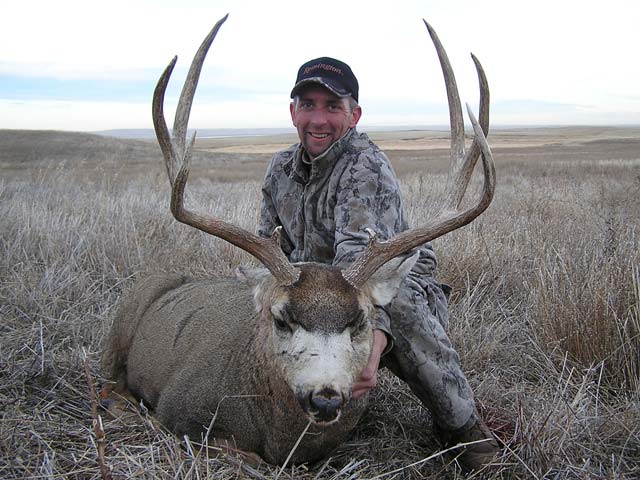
left=290, top=57, right=359, bottom=103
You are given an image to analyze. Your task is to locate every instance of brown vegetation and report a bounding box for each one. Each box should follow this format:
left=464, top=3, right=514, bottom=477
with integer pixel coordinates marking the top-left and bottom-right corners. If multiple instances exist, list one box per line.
left=1, top=127, right=639, bottom=478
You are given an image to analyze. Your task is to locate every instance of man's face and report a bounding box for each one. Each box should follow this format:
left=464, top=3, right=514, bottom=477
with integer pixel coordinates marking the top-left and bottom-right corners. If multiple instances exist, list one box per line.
left=290, top=85, right=362, bottom=158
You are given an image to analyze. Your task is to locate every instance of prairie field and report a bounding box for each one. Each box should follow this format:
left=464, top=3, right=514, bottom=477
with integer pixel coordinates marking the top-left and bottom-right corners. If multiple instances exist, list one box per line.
left=1, top=126, right=639, bottom=479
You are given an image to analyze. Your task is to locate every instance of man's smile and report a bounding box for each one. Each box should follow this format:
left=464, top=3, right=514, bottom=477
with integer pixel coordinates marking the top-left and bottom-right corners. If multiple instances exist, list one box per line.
left=308, top=132, right=330, bottom=139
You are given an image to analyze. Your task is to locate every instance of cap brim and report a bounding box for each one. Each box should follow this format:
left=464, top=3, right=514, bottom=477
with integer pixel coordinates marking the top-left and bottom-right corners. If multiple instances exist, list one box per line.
left=290, top=77, right=351, bottom=99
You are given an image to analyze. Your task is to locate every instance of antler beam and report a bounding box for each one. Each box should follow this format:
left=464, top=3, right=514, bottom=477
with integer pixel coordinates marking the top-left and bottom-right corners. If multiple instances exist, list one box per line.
left=152, top=14, right=300, bottom=285
left=343, top=20, right=496, bottom=287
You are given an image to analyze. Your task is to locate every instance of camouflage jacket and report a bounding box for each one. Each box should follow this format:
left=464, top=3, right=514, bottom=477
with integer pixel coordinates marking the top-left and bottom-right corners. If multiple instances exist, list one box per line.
left=258, top=128, right=439, bottom=338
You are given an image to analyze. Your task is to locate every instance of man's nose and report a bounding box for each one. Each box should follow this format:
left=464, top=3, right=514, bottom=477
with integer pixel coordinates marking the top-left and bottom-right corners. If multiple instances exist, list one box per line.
left=309, top=108, right=328, bottom=125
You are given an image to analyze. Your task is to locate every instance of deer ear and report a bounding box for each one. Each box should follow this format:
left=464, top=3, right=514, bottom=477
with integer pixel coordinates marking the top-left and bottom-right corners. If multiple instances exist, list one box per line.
left=362, top=251, right=419, bottom=307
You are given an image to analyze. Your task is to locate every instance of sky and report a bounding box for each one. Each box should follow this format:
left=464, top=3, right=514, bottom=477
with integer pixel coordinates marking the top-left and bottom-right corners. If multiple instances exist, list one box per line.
left=2, top=0, right=639, bottom=132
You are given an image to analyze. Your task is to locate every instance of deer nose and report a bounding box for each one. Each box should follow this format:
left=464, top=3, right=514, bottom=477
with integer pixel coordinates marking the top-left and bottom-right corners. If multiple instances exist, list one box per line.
left=308, top=388, right=344, bottom=423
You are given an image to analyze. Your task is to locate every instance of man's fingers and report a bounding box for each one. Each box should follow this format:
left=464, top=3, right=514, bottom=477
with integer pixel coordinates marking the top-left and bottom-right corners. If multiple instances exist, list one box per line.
left=352, top=329, right=386, bottom=400
left=352, top=375, right=377, bottom=400
left=352, top=388, right=366, bottom=400
left=352, top=382, right=374, bottom=400
left=360, top=363, right=375, bottom=381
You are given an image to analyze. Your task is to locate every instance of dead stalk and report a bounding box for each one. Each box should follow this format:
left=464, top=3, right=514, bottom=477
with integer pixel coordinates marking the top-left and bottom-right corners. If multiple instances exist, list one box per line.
left=368, top=439, right=498, bottom=479
left=82, top=348, right=112, bottom=480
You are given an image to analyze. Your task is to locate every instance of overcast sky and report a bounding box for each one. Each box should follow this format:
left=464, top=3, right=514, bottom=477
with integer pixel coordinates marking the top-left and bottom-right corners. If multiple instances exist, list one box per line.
left=2, top=0, right=639, bottom=131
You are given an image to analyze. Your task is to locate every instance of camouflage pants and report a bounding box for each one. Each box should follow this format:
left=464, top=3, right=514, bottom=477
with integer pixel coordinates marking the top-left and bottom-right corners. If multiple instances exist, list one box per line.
left=381, top=273, right=477, bottom=433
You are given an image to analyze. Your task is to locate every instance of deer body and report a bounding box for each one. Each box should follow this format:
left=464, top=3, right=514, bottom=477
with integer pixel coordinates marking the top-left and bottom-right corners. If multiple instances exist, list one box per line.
left=104, top=262, right=414, bottom=463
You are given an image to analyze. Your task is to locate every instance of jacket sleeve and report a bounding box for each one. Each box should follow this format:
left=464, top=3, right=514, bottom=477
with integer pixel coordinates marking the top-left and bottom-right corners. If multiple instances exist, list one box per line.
left=332, top=149, right=438, bottom=270
left=258, top=153, right=295, bottom=256
left=332, top=150, right=407, bottom=266
left=258, top=163, right=281, bottom=240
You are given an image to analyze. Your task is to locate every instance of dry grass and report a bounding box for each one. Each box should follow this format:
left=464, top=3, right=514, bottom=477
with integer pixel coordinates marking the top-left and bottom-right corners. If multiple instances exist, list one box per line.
left=1, top=127, right=639, bottom=479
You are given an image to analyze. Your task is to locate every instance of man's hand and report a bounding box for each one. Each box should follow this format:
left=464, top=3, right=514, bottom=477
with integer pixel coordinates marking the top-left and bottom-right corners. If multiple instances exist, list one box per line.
left=352, top=329, right=388, bottom=400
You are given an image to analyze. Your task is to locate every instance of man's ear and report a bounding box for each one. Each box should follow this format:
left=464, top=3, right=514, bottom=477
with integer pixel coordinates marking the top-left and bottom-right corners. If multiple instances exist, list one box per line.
left=290, top=102, right=297, bottom=126
left=349, top=105, right=362, bottom=128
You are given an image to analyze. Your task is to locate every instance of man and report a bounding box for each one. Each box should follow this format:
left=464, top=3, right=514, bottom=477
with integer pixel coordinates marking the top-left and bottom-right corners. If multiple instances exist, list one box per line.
left=258, top=57, right=499, bottom=471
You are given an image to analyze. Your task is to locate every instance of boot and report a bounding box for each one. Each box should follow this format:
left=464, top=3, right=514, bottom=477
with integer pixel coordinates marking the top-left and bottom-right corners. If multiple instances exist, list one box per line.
left=440, top=418, right=500, bottom=472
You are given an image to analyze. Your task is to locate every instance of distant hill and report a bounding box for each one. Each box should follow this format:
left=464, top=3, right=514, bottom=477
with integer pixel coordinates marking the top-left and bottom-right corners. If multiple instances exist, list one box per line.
left=95, top=128, right=297, bottom=140
left=0, top=129, right=272, bottom=182
left=0, top=129, right=160, bottom=167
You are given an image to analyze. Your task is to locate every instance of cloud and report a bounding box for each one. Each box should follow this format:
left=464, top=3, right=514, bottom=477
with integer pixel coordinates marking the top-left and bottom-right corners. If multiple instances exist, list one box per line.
left=2, top=0, right=640, bottom=130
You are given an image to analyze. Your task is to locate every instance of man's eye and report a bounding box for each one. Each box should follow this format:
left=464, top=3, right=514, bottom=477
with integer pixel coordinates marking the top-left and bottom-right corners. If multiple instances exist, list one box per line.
left=327, top=104, right=341, bottom=112
left=300, top=102, right=313, bottom=110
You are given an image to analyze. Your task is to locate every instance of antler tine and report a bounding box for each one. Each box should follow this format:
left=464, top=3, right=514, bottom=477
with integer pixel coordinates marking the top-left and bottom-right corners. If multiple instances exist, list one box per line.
left=424, top=20, right=491, bottom=213
left=172, top=14, right=228, bottom=162
left=423, top=20, right=464, bottom=167
left=343, top=21, right=496, bottom=287
left=452, top=53, right=490, bottom=209
left=152, top=56, right=178, bottom=181
left=152, top=15, right=299, bottom=285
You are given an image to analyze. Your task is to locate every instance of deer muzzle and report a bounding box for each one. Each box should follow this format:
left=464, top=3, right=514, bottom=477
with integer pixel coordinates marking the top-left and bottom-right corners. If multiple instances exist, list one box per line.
left=298, top=386, right=347, bottom=424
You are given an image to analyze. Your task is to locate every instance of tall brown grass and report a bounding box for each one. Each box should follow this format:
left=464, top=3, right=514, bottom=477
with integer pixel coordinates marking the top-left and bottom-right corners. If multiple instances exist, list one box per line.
left=1, top=129, right=638, bottom=478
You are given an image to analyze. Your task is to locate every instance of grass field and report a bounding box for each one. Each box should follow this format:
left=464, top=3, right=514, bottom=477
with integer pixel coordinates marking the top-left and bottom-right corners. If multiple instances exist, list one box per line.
left=1, top=127, right=639, bottom=479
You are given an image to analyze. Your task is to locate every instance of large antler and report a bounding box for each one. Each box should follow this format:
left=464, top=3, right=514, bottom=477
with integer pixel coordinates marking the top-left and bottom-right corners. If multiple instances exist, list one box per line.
left=343, top=20, right=495, bottom=287
left=152, top=14, right=299, bottom=285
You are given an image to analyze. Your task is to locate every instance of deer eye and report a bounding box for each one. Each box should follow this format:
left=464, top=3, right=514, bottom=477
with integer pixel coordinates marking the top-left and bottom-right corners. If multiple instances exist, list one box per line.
left=274, top=316, right=291, bottom=332
left=272, top=307, right=294, bottom=333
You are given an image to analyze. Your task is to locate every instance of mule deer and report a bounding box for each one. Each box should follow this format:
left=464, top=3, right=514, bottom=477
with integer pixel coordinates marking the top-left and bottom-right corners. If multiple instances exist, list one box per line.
left=102, top=14, right=494, bottom=465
